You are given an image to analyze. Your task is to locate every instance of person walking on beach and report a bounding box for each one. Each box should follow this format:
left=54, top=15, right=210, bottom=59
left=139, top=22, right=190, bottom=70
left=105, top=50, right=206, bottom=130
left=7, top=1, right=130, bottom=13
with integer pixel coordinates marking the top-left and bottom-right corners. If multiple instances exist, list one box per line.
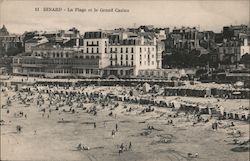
left=115, top=123, right=118, bottom=132
left=112, top=130, right=115, bottom=138
left=129, top=141, right=132, bottom=150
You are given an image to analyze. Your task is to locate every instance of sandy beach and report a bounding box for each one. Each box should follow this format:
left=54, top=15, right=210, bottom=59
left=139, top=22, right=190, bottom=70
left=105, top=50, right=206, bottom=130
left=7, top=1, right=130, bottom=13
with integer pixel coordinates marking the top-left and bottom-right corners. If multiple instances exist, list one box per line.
left=1, top=85, right=249, bottom=161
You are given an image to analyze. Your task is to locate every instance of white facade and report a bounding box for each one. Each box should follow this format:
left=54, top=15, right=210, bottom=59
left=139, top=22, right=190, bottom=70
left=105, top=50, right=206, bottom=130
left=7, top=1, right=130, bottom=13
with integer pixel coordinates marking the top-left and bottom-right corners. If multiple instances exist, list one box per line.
left=108, top=45, right=157, bottom=75
left=83, top=38, right=110, bottom=68
left=240, top=38, right=250, bottom=56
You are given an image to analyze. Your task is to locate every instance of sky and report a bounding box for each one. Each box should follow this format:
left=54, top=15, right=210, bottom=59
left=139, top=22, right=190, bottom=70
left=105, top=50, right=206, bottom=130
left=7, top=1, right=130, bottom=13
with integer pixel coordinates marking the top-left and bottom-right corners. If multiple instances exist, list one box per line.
left=0, top=0, right=249, bottom=34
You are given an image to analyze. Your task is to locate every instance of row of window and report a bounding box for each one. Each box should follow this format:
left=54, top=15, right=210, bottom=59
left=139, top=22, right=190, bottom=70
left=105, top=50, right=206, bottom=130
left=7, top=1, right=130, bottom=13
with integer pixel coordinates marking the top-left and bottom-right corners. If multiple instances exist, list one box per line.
left=140, top=54, right=154, bottom=60
left=18, top=59, right=99, bottom=66
left=86, top=41, right=99, bottom=46
left=34, top=52, right=70, bottom=58
left=75, top=55, right=99, bottom=59
left=107, top=47, right=154, bottom=54
left=45, top=69, right=99, bottom=74
left=110, top=60, right=134, bottom=67
left=110, top=54, right=133, bottom=60
left=139, top=61, right=154, bottom=66
left=86, top=48, right=99, bottom=54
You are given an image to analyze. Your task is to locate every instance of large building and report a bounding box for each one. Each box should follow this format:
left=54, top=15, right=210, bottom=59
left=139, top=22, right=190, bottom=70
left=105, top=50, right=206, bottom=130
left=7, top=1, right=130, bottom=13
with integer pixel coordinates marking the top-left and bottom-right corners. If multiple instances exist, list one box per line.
left=218, top=39, right=241, bottom=64
left=12, top=29, right=161, bottom=78
left=0, top=25, right=23, bottom=56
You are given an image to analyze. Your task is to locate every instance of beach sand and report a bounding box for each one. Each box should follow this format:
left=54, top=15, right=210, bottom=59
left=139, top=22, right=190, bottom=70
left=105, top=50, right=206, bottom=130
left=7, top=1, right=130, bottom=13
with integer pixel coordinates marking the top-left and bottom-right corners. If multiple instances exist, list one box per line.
left=1, top=86, right=249, bottom=161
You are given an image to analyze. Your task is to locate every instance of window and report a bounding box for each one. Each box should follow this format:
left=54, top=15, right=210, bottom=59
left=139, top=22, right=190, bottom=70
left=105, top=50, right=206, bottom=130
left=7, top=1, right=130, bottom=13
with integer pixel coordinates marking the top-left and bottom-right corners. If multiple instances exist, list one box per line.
left=121, top=55, right=123, bottom=60
left=86, top=69, right=89, bottom=74
left=131, top=48, right=134, bottom=53
left=126, top=48, right=128, bottom=53
left=140, top=54, right=142, bottom=60
left=110, top=48, right=113, bottom=53
left=152, top=47, right=154, bottom=51
left=97, top=48, right=99, bottom=53
left=121, top=61, right=123, bottom=66
left=140, top=47, right=142, bottom=53
left=91, top=48, right=94, bottom=53
left=87, top=41, right=89, bottom=46
left=66, top=53, right=69, bottom=58
left=131, top=55, right=134, bottom=60
left=110, top=61, right=113, bottom=66
left=57, top=53, right=59, bottom=57
left=96, top=56, right=99, bottom=59
left=105, top=48, right=107, bottom=53
left=131, top=61, right=133, bottom=66
left=126, top=61, right=128, bottom=66
left=86, top=55, right=89, bottom=59
left=91, top=56, right=94, bottom=59
left=152, top=61, right=154, bottom=65
left=140, top=61, right=142, bottom=65
left=87, top=48, right=89, bottom=53
left=97, top=41, right=99, bottom=46
left=152, top=54, right=154, bottom=58
left=121, top=48, right=123, bottom=53
left=126, top=55, right=128, bottom=60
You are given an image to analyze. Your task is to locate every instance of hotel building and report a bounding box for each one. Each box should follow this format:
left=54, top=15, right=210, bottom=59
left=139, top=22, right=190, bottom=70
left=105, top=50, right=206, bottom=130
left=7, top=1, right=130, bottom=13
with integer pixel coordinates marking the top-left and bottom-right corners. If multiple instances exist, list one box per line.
left=12, top=30, right=161, bottom=78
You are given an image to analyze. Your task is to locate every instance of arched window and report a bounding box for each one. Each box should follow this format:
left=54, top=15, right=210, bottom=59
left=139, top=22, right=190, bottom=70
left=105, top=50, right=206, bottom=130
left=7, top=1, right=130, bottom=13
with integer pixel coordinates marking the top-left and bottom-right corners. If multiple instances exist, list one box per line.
left=91, top=55, right=94, bottom=59
left=86, top=56, right=89, bottom=59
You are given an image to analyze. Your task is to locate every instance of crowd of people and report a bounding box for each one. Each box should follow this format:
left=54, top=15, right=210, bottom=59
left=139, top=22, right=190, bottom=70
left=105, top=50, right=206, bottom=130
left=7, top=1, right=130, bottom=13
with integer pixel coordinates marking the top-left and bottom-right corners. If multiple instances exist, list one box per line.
left=1, top=83, right=249, bottom=159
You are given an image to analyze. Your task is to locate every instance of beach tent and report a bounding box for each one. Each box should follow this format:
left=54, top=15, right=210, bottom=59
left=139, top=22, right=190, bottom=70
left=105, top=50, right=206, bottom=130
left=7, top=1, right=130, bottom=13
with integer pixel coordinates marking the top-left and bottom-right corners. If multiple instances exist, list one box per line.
left=234, top=81, right=244, bottom=88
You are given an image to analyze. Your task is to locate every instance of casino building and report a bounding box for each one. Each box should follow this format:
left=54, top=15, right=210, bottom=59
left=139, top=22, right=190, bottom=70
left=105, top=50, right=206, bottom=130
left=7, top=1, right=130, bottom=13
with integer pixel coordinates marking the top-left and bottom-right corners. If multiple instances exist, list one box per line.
left=12, top=29, right=162, bottom=78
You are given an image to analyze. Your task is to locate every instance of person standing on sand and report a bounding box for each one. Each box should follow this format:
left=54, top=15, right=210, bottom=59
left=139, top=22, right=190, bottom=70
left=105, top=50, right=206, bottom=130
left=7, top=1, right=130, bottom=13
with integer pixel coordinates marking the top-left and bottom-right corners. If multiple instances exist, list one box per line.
left=112, top=130, right=115, bottom=138
left=115, top=123, right=118, bottom=131
left=129, top=141, right=132, bottom=150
